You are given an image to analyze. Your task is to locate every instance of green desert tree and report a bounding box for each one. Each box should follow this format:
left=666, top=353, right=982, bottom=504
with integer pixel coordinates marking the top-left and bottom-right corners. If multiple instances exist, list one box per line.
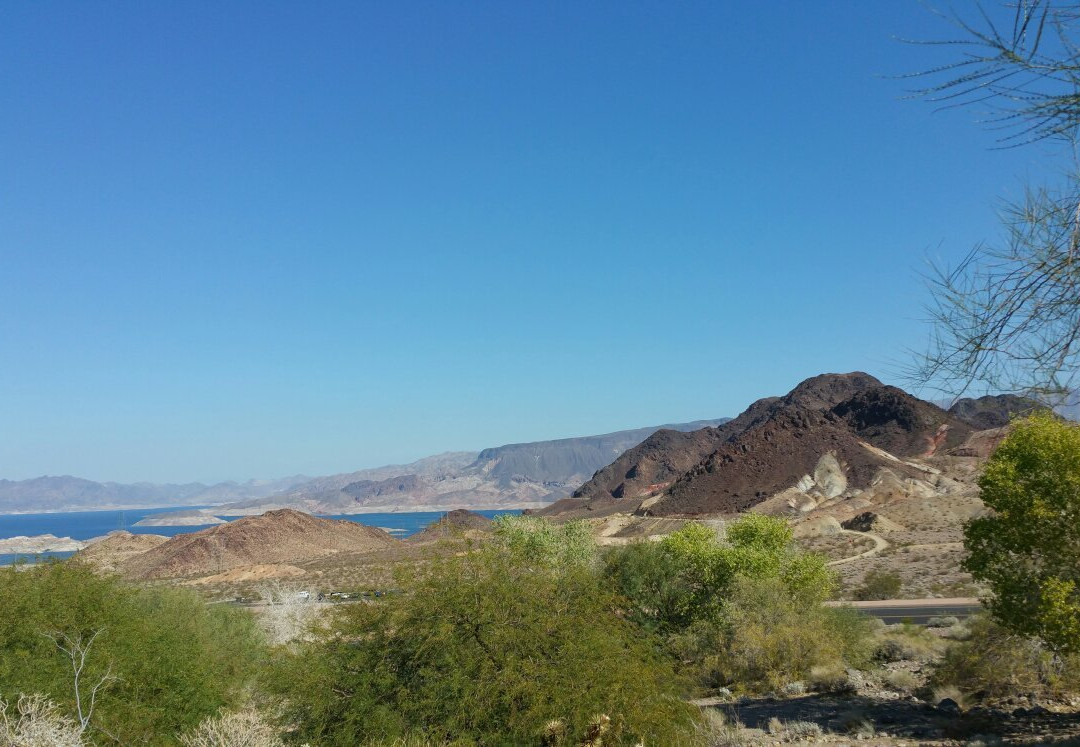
left=965, top=412, right=1080, bottom=652
left=605, top=515, right=835, bottom=633
left=271, top=527, right=699, bottom=745
left=0, top=561, right=265, bottom=744
left=604, top=515, right=870, bottom=692
left=854, top=569, right=904, bottom=601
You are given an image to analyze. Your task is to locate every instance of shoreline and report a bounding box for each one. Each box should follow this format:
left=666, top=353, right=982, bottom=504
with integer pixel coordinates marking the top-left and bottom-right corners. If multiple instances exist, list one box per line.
left=0, top=504, right=225, bottom=517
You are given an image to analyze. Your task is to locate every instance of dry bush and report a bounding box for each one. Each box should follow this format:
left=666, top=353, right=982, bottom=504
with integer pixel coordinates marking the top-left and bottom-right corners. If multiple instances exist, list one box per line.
left=873, top=623, right=943, bottom=663
left=766, top=716, right=822, bottom=739
left=854, top=569, right=903, bottom=601
left=884, top=669, right=919, bottom=693
left=255, top=581, right=321, bottom=646
left=675, top=577, right=873, bottom=693
left=805, top=665, right=852, bottom=694
left=930, top=615, right=1080, bottom=703
left=178, top=709, right=283, bottom=747
left=0, top=694, right=83, bottom=747
left=695, top=709, right=750, bottom=747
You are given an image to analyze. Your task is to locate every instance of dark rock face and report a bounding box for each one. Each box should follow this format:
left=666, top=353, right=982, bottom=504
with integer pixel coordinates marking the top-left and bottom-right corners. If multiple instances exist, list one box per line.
left=834, top=386, right=970, bottom=456
left=842, top=512, right=882, bottom=532
left=544, top=372, right=973, bottom=518
left=948, top=394, right=1045, bottom=430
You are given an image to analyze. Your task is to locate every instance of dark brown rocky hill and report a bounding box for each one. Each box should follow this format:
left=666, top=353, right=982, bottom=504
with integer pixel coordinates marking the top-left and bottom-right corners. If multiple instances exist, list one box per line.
left=542, top=373, right=976, bottom=518
left=947, top=394, right=1045, bottom=430
left=122, top=509, right=400, bottom=580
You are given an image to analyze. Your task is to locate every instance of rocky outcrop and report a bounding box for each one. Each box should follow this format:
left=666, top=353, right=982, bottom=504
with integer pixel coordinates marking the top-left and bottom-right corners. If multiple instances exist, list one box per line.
left=544, top=373, right=974, bottom=518
left=948, top=394, right=1045, bottom=430
left=75, top=531, right=169, bottom=573
left=0, top=534, right=85, bottom=554
left=841, top=512, right=905, bottom=533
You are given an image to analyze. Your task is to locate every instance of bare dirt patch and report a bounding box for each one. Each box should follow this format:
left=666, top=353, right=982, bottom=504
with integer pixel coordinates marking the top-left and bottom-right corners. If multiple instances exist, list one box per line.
left=184, top=563, right=307, bottom=585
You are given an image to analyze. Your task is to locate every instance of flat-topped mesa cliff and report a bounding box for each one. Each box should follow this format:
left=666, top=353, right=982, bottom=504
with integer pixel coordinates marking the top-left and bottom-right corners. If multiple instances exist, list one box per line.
left=542, top=372, right=978, bottom=518
left=121, top=509, right=401, bottom=580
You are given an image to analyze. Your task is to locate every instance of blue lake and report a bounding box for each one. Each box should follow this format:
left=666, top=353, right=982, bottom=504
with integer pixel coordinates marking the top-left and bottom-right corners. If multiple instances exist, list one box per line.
left=0, top=507, right=522, bottom=565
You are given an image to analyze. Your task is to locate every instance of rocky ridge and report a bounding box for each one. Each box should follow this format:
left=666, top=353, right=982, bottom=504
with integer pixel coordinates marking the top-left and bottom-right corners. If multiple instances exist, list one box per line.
left=120, top=509, right=400, bottom=580
left=542, top=373, right=978, bottom=518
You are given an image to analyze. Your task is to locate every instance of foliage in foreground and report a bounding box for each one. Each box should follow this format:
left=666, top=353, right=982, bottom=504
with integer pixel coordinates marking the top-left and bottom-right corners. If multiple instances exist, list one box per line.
left=604, top=515, right=872, bottom=692
left=0, top=562, right=264, bottom=744
left=0, top=694, right=83, bottom=747
left=271, top=517, right=699, bottom=745
left=930, top=614, right=1080, bottom=703
left=907, top=0, right=1080, bottom=398
left=965, top=413, right=1080, bottom=652
left=179, top=709, right=284, bottom=747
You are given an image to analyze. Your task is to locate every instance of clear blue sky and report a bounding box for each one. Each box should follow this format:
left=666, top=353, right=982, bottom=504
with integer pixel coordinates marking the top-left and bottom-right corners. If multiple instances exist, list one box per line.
left=0, top=2, right=1060, bottom=483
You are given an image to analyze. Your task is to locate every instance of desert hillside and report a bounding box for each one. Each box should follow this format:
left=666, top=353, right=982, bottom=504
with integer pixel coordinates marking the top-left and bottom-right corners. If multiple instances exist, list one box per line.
left=542, top=373, right=984, bottom=517
left=121, top=509, right=400, bottom=580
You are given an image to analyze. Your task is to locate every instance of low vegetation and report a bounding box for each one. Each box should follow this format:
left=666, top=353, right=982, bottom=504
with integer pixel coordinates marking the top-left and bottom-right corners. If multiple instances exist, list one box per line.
left=853, top=569, right=903, bottom=601
left=929, top=614, right=1080, bottom=704
left=270, top=517, right=699, bottom=745
left=0, top=562, right=264, bottom=745
left=604, top=515, right=873, bottom=694
left=9, top=493, right=1080, bottom=744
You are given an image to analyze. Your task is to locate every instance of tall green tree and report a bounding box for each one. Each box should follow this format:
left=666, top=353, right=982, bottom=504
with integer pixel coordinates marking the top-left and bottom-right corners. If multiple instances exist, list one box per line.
left=965, top=413, right=1080, bottom=651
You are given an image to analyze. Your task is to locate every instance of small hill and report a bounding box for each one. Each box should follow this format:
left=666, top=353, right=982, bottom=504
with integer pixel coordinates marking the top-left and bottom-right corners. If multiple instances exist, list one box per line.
left=75, top=531, right=169, bottom=574
left=948, top=394, right=1045, bottom=429
left=544, top=373, right=974, bottom=518
left=406, top=509, right=494, bottom=544
left=122, top=509, right=400, bottom=580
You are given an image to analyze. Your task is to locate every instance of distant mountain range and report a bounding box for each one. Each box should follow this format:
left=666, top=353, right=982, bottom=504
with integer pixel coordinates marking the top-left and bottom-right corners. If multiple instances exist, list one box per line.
left=0, top=475, right=309, bottom=514
left=209, top=418, right=730, bottom=516
left=0, top=418, right=728, bottom=515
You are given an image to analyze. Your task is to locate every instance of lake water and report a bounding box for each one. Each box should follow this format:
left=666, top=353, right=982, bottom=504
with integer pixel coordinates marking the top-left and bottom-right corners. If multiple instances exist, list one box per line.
left=0, top=507, right=522, bottom=565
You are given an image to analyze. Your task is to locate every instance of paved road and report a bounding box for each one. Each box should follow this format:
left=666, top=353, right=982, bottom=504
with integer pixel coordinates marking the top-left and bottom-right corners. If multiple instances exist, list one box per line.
left=831, top=598, right=982, bottom=624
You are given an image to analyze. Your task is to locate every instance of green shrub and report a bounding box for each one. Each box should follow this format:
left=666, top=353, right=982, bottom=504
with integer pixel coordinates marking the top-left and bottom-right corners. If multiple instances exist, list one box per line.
left=669, top=577, right=874, bottom=693
left=929, top=614, right=1080, bottom=702
left=490, top=514, right=595, bottom=569
left=854, top=570, right=903, bottom=601
left=271, top=542, right=699, bottom=745
left=604, top=516, right=871, bottom=694
left=0, top=561, right=264, bottom=744
left=604, top=516, right=835, bottom=633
